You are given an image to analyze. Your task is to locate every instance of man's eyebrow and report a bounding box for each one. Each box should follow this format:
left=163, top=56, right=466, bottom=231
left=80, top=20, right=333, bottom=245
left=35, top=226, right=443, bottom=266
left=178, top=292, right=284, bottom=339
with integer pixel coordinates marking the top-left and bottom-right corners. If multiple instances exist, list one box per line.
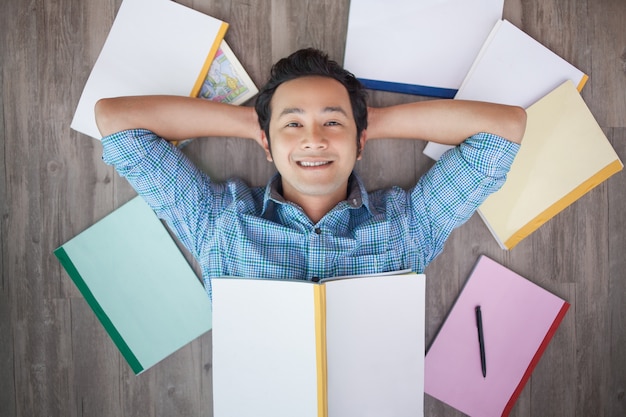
left=277, top=106, right=349, bottom=118
left=278, top=107, right=304, bottom=117
left=323, top=106, right=349, bottom=117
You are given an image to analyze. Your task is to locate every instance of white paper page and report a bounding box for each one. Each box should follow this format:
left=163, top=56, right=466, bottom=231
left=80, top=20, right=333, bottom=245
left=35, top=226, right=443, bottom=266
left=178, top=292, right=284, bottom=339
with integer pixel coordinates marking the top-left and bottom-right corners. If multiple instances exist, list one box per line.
left=344, top=0, right=504, bottom=91
left=325, top=273, right=426, bottom=417
left=71, top=0, right=226, bottom=139
left=422, top=142, right=453, bottom=161
left=456, top=20, right=587, bottom=108
left=423, top=19, right=587, bottom=161
left=212, top=279, right=319, bottom=417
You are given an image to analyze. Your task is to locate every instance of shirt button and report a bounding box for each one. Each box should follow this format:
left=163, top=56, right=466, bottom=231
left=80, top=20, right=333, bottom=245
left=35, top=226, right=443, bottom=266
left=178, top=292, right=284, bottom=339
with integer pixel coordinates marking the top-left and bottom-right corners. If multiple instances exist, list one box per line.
left=314, top=227, right=321, bottom=234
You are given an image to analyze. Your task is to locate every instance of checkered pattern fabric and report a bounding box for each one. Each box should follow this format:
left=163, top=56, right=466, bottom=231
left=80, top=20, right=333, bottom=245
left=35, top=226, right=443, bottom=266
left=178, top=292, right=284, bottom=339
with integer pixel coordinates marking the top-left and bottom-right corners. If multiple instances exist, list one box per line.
left=102, top=129, right=518, bottom=299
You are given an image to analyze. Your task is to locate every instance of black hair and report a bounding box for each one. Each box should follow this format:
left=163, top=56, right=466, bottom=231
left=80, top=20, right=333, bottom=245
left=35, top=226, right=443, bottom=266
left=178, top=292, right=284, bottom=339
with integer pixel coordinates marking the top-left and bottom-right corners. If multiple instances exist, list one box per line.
left=255, top=48, right=368, bottom=149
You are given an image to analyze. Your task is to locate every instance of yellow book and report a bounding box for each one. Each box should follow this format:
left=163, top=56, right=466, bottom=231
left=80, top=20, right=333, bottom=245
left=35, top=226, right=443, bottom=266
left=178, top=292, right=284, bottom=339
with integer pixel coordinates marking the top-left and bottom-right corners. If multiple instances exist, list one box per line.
left=212, top=272, right=425, bottom=417
left=478, top=80, right=623, bottom=249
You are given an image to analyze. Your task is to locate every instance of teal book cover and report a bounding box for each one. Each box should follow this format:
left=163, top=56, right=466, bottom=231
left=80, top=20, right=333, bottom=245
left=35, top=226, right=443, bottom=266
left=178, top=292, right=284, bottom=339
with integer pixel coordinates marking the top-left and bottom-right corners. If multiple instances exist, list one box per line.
left=55, top=196, right=212, bottom=374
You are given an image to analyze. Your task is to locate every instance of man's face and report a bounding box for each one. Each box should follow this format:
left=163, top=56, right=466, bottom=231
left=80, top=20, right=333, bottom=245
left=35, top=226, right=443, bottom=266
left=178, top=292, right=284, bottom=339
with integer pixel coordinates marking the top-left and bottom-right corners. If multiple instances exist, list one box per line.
left=262, top=76, right=364, bottom=205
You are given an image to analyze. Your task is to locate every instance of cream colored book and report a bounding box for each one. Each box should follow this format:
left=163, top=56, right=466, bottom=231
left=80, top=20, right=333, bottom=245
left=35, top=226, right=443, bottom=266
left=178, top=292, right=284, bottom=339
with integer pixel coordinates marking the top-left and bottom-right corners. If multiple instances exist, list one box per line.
left=212, top=272, right=426, bottom=417
left=478, top=80, right=622, bottom=249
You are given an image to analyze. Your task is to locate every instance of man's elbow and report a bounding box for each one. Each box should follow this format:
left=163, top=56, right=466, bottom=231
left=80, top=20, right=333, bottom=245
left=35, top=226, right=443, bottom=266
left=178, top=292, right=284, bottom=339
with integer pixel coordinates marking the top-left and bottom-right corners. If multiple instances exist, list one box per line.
left=504, top=106, right=527, bottom=144
left=94, top=98, right=122, bottom=137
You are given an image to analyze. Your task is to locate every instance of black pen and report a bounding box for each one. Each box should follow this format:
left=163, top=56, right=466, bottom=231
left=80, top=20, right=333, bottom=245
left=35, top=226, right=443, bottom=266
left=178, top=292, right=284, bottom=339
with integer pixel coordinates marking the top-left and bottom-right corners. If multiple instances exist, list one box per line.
left=475, top=305, right=487, bottom=378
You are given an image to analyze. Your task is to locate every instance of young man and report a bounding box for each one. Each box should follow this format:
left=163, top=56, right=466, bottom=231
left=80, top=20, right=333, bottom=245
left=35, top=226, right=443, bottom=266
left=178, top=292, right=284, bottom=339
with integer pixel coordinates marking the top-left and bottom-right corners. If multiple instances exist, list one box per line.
left=95, top=48, right=526, bottom=299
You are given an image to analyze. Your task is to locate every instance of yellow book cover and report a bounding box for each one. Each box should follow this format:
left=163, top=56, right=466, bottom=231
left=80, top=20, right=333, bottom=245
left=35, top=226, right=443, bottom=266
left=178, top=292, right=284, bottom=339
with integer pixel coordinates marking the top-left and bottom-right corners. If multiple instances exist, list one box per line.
left=478, top=80, right=623, bottom=249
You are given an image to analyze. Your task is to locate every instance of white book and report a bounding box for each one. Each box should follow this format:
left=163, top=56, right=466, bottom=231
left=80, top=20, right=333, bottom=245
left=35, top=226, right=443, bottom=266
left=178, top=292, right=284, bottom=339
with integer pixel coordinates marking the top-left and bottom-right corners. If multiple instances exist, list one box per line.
left=343, top=0, right=504, bottom=98
left=71, top=0, right=229, bottom=140
left=212, top=272, right=426, bottom=417
left=423, top=19, right=588, bottom=160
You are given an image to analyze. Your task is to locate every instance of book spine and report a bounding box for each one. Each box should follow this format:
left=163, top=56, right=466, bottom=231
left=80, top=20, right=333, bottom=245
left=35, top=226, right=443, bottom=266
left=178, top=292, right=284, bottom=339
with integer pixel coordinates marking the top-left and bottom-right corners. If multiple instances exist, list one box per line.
left=189, top=22, right=230, bottom=98
left=357, top=78, right=457, bottom=99
left=54, top=246, right=144, bottom=374
left=577, top=74, right=589, bottom=92
left=501, top=301, right=570, bottom=417
left=314, top=285, right=328, bottom=417
left=503, top=159, right=623, bottom=249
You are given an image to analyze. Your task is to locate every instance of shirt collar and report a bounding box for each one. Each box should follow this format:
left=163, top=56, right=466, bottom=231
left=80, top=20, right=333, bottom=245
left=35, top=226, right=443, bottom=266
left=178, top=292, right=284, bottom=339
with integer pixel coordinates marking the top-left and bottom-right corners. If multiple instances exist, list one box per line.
left=261, top=172, right=378, bottom=216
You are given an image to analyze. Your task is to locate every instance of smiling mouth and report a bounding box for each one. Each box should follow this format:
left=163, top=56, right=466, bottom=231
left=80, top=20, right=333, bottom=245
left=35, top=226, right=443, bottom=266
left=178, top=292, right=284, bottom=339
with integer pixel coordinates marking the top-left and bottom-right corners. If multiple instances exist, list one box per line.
left=298, top=161, right=332, bottom=167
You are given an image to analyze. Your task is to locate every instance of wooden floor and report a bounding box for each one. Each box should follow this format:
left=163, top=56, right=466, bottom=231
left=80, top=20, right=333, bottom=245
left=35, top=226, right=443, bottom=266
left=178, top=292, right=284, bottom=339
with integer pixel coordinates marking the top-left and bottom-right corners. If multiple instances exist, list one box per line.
left=2, top=0, right=625, bottom=416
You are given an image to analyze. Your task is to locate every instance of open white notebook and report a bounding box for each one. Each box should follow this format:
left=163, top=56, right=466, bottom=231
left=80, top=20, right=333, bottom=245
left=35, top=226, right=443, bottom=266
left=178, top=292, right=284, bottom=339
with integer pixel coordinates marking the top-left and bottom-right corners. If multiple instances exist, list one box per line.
left=212, top=272, right=426, bottom=417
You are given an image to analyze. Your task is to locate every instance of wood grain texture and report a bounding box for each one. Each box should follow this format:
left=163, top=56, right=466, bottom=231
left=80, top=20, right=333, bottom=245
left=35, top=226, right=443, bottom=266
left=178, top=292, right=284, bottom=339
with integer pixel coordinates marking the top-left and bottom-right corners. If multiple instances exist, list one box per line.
left=1, top=0, right=625, bottom=416
left=607, top=127, right=626, bottom=417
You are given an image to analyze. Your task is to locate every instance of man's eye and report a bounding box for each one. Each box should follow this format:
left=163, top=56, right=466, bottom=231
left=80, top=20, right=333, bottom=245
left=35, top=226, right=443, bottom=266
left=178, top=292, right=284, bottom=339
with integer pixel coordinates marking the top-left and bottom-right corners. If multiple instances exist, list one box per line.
left=286, top=122, right=301, bottom=127
left=326, top=121, right=341, bottom=126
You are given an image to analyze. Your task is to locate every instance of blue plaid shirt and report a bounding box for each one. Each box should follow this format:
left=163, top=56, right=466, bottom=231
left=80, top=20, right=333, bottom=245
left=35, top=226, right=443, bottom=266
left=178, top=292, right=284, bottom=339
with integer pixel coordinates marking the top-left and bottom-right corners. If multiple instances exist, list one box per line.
left=102, top=129, right=519, bottom=299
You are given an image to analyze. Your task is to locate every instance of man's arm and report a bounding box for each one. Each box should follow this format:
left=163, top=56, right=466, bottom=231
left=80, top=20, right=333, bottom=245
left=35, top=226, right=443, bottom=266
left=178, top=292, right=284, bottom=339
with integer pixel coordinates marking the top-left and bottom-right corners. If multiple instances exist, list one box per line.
left=95, top=95, right=262, bottom=142
left=366, top=99, right=527, bottom=145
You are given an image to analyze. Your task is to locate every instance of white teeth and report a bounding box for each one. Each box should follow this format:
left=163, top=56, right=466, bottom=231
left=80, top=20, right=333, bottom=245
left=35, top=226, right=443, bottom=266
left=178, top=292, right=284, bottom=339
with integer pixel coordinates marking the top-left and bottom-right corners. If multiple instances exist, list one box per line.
left=299, top=161, right=330, bottom=167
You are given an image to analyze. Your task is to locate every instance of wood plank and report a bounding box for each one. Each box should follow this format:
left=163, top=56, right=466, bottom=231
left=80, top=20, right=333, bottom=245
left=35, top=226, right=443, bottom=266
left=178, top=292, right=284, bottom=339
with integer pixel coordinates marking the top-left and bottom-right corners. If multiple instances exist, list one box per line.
left=0, top=0, right=14, bottom=414
left=588, top=1, right=626, bottom=127
left=4, top=0, right=77, bottom=415
left=70, top=299, right=122, bottom=417
left=607, top=127, right=626, bottom=417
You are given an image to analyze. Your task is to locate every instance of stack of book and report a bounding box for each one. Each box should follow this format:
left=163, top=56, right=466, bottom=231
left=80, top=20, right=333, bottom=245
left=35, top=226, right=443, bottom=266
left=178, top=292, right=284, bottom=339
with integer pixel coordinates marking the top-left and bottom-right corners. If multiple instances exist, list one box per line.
left=418, top=19, right=622, bottom=250
left=71, top=0, right=257, bottom=141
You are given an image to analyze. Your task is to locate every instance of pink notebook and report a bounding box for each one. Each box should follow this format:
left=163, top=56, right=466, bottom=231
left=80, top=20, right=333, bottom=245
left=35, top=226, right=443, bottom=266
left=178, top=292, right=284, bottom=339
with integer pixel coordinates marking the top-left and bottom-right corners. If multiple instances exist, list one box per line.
left=424, top=255, right=569, bottom=417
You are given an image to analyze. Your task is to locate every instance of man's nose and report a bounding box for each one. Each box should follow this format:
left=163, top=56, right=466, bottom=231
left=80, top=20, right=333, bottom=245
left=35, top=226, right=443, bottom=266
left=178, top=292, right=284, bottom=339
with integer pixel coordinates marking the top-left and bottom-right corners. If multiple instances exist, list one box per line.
left=302, top=125, right=327, bottom=149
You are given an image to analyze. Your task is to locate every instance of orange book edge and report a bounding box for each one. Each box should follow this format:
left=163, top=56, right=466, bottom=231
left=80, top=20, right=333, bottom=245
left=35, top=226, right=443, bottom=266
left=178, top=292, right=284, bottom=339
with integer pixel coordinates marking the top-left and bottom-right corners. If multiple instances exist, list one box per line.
left=314, top=285, right=328, bottom=417
left=503, top=159, right=623, bottom=249
left=172, top=21, right=229, bottom=147
left=190, top=22, right=229, bottom=97
left=576, top=74, right=589, bottom=92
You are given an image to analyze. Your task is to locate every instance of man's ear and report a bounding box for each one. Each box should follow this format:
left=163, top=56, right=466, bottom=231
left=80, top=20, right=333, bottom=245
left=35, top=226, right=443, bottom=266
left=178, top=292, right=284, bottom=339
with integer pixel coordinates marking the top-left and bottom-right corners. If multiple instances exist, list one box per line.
left=356, top=130, right=367, bottom=160
left=261, top=131, right=273, bottom=162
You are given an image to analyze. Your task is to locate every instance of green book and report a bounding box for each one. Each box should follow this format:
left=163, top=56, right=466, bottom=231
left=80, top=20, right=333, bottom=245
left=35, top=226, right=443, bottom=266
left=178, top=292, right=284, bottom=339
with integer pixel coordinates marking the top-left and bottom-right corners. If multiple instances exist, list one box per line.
left=54, top=196, right=212, bottom=374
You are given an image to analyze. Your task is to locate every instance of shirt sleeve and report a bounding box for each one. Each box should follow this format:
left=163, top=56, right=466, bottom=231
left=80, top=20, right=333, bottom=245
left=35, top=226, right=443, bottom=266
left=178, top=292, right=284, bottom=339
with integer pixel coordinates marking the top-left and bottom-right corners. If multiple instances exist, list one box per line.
left=101, top=129, right=222, bottom=259
left=409, top=133, right=520, bottom=264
